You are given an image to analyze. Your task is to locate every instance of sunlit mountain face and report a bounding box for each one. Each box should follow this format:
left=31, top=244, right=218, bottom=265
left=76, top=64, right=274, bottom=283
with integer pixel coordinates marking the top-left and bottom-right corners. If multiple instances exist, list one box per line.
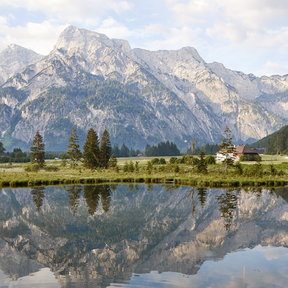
left=1, top=184, right=288, bottom=287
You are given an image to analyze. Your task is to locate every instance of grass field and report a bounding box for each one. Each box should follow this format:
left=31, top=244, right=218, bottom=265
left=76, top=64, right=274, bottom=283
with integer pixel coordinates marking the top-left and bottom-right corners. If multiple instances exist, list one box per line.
left=1, top=155, right=288, bottom=188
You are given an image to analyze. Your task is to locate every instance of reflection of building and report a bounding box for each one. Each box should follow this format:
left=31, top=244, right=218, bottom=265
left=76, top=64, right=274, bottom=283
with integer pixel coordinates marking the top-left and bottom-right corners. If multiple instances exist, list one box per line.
left=216, top=145, right=258, bottom=161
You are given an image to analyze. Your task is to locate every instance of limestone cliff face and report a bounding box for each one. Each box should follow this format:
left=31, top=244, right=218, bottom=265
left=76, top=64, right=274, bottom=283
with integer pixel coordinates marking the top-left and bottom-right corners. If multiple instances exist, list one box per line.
left=0, top=26, right=288, bottom=150
left=0, top=44, right=43, bottom=86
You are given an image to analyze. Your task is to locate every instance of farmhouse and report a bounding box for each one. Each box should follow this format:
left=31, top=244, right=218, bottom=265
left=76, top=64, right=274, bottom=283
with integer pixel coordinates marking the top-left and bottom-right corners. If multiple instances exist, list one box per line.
left=216, top=145, right=259, bottom=161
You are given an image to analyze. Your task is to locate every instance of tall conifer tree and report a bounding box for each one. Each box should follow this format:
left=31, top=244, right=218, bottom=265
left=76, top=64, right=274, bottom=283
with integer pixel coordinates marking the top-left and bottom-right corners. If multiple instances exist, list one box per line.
left=67, top=126, right=82, bottom=169
left=100, top=129, right=112, bottom=168
left=83, top=128, right=100, bottom=169
left=30, top=130, right=45, bottom=167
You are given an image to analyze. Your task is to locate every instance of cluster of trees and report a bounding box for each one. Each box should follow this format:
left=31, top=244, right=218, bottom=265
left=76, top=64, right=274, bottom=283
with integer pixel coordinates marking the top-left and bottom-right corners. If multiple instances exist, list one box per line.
left=28, top=127, right=112, bottom=170
left=145, top=141, right=180, bottom=157
left=111, top=144, right=141, bottom=157
left=187, top=143, right=219, bottom=155
left=264, top=126, right=288, bottom=155
left=0, top=147, right=30, bottom=163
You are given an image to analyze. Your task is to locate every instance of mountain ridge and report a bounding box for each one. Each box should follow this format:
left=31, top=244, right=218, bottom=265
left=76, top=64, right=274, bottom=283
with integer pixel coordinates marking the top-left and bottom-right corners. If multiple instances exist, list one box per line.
left=1, top=25, right=288, bottom=150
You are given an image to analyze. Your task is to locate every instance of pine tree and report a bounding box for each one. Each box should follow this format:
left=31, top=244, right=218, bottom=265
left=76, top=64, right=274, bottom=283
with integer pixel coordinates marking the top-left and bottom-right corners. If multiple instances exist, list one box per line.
left=219, top=126, right=236, bottom=173
left=83, top=128, right=100, bottom=169
left=67, top=126, right=82, bottom=169
left=100, top=129, right=112, bottom=169
left=108, top=154, right=117, bottom=168
left=30, top=130, right=45, bottom=168
left=0, top=141, right=5, bottom=154
left=197, top=146, right=208, bottom=174
left=31, top=187, right=45, bottom=212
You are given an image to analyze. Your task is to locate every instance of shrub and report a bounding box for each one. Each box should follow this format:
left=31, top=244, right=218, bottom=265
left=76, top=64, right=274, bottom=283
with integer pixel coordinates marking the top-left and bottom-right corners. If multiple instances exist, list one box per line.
left=205, top=155, right=216, bottom=165
left=151, top=158, right=159, bottom=164
left=174, top=165, right=180, bottom=173
left=128, top=161, right=134, bottom=172
left=159, top=158, right=166, bottom=164
left=123, top=161, right=129, bottom=172
left=270, top=164, right=277, bottom=176
left=243, top=163, right=263, bottom=177
left=234, top=161, right=243, bottom=175
left=169, top=157, right=177, bottom=164
left=240, top=155, right=252, bottom=161
left=254, top=155, right=262, bottom=162
left=44, top=165, right=59, bottom=172
left=24, top=163, right=40, bottom=172
left=147, top=161, right=153, bottom=174
left=135, top=161, right=139, bottom=172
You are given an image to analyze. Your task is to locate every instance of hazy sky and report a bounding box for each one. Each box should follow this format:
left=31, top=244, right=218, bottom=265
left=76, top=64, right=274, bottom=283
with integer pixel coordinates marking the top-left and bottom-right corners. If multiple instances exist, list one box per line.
left=0, top=0, right=288, bottom=76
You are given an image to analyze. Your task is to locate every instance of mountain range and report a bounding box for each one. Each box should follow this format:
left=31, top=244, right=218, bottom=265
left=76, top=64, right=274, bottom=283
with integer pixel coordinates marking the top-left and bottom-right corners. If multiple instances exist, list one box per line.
left=1, top=25, right=288, bottom=151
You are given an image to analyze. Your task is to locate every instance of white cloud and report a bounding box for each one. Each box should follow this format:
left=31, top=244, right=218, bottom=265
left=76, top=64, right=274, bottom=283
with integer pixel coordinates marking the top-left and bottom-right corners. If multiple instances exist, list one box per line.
left=0, top=20, right=68, bottom=55
left=97, top=17, right=134, bottom=39
left=141, top=25, right=204, bottom=51
left=206, top=21, right=247, bottom=43
left=0, top=0, right=133, bottom=24
left=264, top=61, right=288, bottom=75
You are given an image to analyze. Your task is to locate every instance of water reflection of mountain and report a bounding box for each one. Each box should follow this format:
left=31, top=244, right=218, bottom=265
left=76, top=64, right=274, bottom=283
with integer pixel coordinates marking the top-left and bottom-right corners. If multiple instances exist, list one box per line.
left=0, top=185, right=288, bottom=287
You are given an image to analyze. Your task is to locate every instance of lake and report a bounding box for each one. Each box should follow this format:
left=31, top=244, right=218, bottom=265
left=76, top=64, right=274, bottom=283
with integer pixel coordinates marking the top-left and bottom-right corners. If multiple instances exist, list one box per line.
left=0, top=184, right=288, bottom=287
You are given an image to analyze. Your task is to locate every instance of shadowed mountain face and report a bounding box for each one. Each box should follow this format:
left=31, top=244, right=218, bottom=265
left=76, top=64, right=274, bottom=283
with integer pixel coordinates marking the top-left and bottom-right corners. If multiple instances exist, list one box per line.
left=0, top=184, right=288, bottom=287
left=1, top=26, right=288, bottom=150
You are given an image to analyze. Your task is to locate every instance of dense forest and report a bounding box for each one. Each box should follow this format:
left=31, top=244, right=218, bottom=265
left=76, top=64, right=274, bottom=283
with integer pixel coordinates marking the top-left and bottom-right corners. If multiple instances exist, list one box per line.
left=144, top=141, right=180, bottom=157
left=187, top=143, right=220, bottom=155
left=264, top=125, right=288, bottom=154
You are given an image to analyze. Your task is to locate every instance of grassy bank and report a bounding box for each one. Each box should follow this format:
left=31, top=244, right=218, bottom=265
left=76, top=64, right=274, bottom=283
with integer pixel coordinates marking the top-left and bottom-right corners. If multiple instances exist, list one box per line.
left=1, top=156, right=288, bottom=188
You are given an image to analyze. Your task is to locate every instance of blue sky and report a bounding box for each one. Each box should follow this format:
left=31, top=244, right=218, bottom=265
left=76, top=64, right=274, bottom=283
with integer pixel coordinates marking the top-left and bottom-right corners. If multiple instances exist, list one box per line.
left=1, top=0, right=288, bottom=76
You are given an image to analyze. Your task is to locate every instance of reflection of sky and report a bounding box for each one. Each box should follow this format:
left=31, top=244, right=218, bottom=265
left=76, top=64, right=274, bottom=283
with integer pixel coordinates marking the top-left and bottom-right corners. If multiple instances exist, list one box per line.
left=0, top=268, right=60, bottom=288
left=109, top=246, right=288, bottom=288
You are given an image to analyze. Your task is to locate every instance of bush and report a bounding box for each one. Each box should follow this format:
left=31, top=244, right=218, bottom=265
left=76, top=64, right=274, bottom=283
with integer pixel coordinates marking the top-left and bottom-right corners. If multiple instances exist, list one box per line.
left=123, top=161, right=129, bottom=172
left=234, top=161, right=243, bottom=175
left=205, top=155, right=216, bottom=165
left=24, top=163, right=40, bottom=172
left=44, top=165, right=59, bottom=172
left=254, top=155, right=262, bottom=162
left=128, top=161, right=134, bottom=172
left=169, top=157, right=177, bottom=164
left=159, top=158, right=166, bottom=164
left=243, top=163, right=263, bottom=177
left=151, top=158, right=159, bottom=164
left=174, top=165, right=180, bottom=173
left=240, top=155, right=252, bottom=161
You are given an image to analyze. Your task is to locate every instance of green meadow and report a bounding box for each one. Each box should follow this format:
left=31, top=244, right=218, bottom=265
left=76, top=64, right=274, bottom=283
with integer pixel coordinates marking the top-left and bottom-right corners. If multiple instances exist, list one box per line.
left=1, top=155, right=288, bottom=188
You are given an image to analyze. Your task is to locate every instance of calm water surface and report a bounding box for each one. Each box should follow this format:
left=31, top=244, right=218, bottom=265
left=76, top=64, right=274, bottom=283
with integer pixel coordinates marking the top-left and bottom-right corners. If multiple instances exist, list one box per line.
left=0, top=184, right=288, bottom=287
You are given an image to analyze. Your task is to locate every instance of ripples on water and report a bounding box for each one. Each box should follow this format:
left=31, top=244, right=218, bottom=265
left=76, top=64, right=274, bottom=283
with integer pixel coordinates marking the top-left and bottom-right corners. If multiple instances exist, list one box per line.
left=0, top=184, right=288, bottom=287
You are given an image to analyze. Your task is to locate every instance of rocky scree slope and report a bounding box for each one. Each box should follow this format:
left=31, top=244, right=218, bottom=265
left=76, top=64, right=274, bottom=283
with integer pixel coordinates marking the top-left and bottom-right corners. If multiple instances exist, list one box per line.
left=0, top=26, right=287, bottom=150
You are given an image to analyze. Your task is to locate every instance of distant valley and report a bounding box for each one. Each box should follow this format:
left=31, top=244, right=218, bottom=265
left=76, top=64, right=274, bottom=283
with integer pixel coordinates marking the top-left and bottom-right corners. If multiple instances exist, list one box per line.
left=1, top=26, right=288, bottom=151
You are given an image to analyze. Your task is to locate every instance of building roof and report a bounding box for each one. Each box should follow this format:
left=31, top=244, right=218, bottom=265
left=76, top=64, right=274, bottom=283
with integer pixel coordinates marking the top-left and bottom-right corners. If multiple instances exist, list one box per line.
left=235, top=145, right=258, bottom=154
left=217, top=145, right=258, bottom=155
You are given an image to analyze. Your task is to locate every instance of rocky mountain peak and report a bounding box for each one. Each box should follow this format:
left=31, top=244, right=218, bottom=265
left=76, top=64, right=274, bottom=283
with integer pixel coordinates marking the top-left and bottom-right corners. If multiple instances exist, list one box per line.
left=0, top=44, right=43, bottom=86
left=54, top=25, right=114, bottom=54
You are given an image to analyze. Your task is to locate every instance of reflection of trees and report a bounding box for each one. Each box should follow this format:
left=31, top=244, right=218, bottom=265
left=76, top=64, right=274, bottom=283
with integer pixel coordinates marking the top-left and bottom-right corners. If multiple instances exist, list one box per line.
left=65, top=186, right=82, bottom=216
left=83, top=185, right=112, bottom=216
left=197, top=188, right=207, bottom=209
left=216, top=189, right=238, bottom=230
left=31, top=187, right=45, bottom=212
left=187, top=188, right=196, bottom=216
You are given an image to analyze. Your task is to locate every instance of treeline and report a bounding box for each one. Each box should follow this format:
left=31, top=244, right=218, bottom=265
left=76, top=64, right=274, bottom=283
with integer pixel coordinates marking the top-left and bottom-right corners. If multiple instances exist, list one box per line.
left=187, top=143, right=220, bottom=155
left=265, top=125, right=288, bottom=155
left=111, top=144, right=141, bottom=157
left=145, top=141, right=180, bottom=157
left=0, top=148, right=30, bottom=163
